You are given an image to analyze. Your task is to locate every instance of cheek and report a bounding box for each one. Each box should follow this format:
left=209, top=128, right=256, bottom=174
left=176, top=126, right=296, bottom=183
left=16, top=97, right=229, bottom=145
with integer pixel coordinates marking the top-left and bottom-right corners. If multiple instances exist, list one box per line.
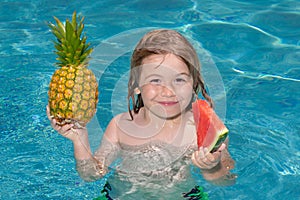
left=176, top=84, right=194, bottom=98
left=140, top=85, right=157, bottom=99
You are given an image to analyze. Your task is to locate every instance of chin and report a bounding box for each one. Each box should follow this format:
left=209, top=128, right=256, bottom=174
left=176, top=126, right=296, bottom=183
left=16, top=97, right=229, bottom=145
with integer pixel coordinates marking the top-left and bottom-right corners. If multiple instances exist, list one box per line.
left=156, top=111, right=182, bottom=120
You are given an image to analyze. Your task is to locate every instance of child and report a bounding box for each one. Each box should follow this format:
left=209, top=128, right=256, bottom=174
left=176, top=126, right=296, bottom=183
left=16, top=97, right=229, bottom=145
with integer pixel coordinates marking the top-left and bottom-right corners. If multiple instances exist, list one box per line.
left=47, top=29, right=236, bottom=196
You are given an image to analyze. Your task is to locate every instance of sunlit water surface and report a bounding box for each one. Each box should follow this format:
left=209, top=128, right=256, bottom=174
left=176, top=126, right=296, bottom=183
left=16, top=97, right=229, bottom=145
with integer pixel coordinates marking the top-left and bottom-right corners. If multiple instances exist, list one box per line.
left=0, top=0, right=299, bottom=199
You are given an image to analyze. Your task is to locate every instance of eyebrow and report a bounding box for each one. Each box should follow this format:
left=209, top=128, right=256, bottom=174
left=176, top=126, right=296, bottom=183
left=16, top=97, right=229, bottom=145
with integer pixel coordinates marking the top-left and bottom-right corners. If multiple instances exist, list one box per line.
left=144, top=74, right=162, bottom=80
left=177, top=72, right=191, bottom=77
left=144, top=72, right=191, bottom=80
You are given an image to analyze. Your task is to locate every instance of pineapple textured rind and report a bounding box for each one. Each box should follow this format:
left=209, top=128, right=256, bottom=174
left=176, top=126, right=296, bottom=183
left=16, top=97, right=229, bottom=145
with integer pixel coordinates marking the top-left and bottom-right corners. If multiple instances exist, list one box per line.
left=48, top=11, right=98, bottom=127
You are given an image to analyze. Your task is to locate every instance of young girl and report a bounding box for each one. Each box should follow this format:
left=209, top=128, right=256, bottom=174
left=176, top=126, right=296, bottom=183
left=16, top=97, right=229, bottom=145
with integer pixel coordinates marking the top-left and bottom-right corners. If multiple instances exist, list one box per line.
left=47, top=29, right=236, bottom=197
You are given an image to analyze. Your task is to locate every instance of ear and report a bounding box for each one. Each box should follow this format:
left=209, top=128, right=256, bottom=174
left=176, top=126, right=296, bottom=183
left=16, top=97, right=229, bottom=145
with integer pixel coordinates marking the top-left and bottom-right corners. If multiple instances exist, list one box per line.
left=134, top=87, right=141, bottom=94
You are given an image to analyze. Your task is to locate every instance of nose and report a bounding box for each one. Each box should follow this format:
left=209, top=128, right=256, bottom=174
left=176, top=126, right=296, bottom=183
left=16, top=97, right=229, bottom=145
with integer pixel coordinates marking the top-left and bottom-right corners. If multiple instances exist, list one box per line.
left=161, top=85, right=175, bottom=97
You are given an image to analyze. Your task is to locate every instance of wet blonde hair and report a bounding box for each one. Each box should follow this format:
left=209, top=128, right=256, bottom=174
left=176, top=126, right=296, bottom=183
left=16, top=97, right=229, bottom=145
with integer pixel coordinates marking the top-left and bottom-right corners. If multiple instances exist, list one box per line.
left=127, top=29, right=213, bottom=119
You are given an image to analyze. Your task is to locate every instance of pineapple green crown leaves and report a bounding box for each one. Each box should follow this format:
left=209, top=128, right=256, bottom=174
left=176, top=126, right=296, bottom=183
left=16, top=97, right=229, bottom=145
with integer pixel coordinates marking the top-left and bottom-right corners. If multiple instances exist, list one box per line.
left=48, top=11, right=93, bottom=68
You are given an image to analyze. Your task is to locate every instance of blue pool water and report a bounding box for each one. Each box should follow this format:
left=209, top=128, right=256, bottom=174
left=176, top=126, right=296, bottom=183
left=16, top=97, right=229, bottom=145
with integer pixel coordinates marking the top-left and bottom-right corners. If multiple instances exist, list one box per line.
left=0, top=0, right=299, bottom=199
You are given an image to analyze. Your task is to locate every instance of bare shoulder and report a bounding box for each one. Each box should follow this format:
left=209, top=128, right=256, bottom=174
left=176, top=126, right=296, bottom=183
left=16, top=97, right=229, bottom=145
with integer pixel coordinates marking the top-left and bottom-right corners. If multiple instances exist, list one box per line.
left=103, top=112, right=132, bottom=143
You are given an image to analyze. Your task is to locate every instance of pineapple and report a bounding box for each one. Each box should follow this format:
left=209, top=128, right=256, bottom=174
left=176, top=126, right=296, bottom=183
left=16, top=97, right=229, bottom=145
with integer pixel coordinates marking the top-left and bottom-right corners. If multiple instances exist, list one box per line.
left=48, top=11, right=98, bottom=127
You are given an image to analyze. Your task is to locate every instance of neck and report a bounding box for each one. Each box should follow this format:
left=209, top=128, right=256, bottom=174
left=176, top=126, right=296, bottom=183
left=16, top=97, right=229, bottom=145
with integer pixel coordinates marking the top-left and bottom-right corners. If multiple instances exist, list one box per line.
left=141, top=107, right=189, bottom=130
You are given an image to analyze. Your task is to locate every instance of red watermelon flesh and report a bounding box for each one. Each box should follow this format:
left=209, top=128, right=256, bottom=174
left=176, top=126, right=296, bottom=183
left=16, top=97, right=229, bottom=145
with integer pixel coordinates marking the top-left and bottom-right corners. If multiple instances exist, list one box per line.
left=192, top=100, right=229, bottom=152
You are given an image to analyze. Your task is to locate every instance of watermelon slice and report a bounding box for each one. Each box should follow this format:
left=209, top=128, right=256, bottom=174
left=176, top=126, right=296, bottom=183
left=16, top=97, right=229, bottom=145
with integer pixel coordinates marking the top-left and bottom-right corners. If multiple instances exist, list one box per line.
left=192, top=99, right=229, bottom=153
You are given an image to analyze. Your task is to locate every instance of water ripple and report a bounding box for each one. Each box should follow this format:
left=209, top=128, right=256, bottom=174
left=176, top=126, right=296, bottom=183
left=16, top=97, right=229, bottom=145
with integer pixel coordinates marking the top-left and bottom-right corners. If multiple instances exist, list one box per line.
left=232, top=67, right=300, bottom=82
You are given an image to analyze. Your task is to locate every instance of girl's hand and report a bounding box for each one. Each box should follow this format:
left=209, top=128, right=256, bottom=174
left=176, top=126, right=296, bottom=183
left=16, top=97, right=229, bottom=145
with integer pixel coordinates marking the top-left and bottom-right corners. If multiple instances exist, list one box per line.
left=191, top=143, right=226, bottom=170
left=46, top=105, right=87, bottom=141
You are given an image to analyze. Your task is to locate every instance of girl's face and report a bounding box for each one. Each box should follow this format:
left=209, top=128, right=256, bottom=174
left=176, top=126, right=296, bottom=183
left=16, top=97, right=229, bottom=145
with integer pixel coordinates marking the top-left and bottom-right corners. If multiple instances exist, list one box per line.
left=138, top=53, right=194, bottom=119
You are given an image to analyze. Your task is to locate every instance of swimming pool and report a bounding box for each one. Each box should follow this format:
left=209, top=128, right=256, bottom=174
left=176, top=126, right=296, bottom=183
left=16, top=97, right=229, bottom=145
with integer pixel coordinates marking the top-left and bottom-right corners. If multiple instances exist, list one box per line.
left=0, top=0, right=299, bottom=199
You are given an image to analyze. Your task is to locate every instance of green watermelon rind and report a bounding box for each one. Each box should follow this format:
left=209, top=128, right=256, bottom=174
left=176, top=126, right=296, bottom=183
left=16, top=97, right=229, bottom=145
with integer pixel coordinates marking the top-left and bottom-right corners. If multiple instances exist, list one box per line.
left=209, top=129, right=228, bottom=153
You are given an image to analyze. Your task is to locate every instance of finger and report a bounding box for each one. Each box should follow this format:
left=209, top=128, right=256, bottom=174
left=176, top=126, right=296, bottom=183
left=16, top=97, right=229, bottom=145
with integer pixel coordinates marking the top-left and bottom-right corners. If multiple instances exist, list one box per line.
left=191, top=152, right=197, bottom=163
left=57, top=125, right=76, bottom=137
left=192, top=152, right=207, bottom=168
left=217, top=143, right=226, bottom=152
left=193, top=150, right=212, bottom=168
left=50, top=118, right=58, bottom=128
left=46, top=105, right=52, bottom=120
left=198, top=147, right=212, bottom=164
left=207, top=151, right=221, bottom=164
left=198, top=147, right=205, bottom=159
left=200, top=147, right=212, bottom=163
left=199, top=147, right=213, bottom=164
left=192, top=152, right=201, bottom=165
left=201, top=148, right=221, bottom=165
left=203, top=147, right=209, bottom=156
left=60, top=124, right=74, bottom=132
left=205, top=144, right=225, bottom=162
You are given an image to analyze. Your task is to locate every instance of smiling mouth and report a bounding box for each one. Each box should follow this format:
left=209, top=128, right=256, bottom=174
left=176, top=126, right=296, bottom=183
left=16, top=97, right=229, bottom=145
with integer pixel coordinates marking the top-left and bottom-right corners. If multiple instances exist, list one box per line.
left=158, top=101, right=179, bottom=106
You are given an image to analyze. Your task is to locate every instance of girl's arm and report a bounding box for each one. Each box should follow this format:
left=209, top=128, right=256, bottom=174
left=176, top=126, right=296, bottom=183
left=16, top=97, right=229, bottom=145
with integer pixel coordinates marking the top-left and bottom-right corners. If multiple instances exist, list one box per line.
left=47, top=106, right=119, bottom=182
left=76, top=116, right=121, bottom=181
left=47, top=105, right=93, bottom=161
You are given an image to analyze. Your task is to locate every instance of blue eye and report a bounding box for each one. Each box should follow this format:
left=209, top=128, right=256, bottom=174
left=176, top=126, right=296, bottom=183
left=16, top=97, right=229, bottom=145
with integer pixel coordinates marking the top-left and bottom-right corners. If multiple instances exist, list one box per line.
left=150, top=79, right=161, bottom=84
left=176, top=78, right=186, bottom=82
left=174, top=78, right=187, bottom=84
